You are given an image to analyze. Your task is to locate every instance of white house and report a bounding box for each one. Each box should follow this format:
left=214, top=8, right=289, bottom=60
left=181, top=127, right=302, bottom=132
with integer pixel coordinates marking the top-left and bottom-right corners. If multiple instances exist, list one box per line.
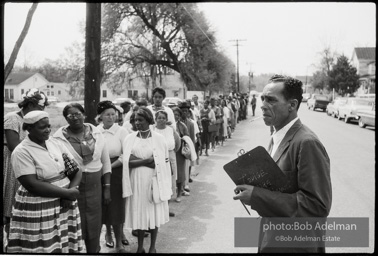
left=38, top=82, right=71, bottom=101
left=351, top=47, right=376, bottom=94
left=100, top=70, right=187, bottom=102
left=4, top=72, right=49, bottom=102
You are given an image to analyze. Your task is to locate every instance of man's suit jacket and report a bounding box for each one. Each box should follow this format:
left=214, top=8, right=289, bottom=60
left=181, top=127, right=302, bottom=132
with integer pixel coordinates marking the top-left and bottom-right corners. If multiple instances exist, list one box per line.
left=250, top=119, right=332, bottom=253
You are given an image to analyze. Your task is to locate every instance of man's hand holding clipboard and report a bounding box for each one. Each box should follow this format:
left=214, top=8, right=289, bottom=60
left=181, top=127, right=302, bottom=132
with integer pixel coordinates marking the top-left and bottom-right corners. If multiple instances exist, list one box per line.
left=224, top=146, right=292, bottom=215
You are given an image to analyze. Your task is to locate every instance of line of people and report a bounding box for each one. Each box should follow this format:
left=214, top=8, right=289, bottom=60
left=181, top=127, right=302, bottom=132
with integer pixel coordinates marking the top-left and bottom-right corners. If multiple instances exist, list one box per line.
left=2, top=87, right=249, bottom=253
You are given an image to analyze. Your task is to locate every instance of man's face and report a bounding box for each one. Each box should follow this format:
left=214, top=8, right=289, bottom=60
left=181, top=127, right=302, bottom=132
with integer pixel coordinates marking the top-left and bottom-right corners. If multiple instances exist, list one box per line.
left=260, top=82, right=291, bottom=131
left=153, top=92, right=164, bottom=106
left=192, top=96, right=198, bottom=103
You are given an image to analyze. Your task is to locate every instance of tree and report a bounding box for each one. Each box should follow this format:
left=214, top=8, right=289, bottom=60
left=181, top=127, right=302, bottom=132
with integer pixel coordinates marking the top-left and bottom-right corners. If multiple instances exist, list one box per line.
left=328, top=55, right=359, bottom=96
left=311, top=70, right=329, bottom=92
left=102, top=3, right=235, bottom=93
left=4, top=3, right=38, bottom=82
left=311, top=46, right=338, bottom=92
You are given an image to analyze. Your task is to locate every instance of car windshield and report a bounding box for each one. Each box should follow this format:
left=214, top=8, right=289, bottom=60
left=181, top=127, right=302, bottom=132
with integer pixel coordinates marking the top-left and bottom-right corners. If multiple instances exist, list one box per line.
left=315, top=95, right=328, bottom=100
left=353, top=100, right=371, bottom=106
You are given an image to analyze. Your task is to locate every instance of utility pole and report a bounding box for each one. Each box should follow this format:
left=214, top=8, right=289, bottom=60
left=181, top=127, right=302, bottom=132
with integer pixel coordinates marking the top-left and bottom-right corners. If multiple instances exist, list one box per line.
left=84, top=3, right=101, bottom=125
left=230, top=39, right=246, bottom=93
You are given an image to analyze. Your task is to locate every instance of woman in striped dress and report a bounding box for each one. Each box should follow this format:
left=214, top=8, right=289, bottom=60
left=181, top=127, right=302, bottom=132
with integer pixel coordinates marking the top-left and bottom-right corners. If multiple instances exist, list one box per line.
left=8, top=111, right=83, bottom=253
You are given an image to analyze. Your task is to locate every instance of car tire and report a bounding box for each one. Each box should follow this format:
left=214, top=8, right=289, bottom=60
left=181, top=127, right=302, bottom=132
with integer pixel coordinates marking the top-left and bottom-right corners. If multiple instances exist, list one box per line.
left=358, top=118, right=366, bottom=128
left=332, top=112, right=336, bottom=118
left=344, top=116, right=350, bottom=123
left=337, top=114, right=342, bottom=120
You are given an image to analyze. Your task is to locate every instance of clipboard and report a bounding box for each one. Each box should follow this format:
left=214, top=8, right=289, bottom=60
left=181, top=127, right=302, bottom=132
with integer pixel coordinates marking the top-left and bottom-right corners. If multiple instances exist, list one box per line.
left=224, top=146, right=292, bottom=214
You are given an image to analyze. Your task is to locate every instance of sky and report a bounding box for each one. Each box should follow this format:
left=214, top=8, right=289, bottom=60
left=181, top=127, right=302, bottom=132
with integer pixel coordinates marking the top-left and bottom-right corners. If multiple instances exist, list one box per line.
left=3, top=2, right=376, bottom=77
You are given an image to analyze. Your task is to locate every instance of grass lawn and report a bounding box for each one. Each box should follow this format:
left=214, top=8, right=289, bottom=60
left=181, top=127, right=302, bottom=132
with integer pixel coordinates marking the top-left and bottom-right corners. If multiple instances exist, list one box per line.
left=4, top=105, right=68, bottom=134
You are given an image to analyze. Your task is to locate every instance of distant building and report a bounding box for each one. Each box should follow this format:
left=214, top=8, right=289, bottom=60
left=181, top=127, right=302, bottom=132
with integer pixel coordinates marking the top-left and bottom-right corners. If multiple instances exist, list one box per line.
left=351, top=47, right=375, bottom=94
left=38, top=82, right=71, bottom=101
left=100, top=71, right=187, bottom=101
left=4, top=72, right=48, bottom=102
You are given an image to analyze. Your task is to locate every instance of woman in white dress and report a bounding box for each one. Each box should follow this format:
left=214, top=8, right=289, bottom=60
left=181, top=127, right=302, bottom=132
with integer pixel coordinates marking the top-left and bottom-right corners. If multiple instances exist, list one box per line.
left=122, top=107, right=172, bottom=253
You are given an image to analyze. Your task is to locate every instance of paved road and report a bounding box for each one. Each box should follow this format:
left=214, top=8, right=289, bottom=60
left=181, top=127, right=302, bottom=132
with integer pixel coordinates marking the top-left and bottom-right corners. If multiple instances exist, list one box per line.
left=98, top=101, right=374, bottom=253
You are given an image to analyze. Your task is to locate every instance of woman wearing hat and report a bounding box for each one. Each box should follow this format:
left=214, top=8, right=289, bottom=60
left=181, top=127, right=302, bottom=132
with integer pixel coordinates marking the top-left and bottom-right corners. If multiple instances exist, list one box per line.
left=52, top=103, right=112, bottom=253
left=171, top=106, right=190, bottom=202
left=3, top=88, right=49, bottom=243
left=122, top=107, right=171, bottom=253
left=8, top=111, right=83, bottom=253
left=199, top=100, right=216, bottom=156
left=96, top=101, right=130, bottom=253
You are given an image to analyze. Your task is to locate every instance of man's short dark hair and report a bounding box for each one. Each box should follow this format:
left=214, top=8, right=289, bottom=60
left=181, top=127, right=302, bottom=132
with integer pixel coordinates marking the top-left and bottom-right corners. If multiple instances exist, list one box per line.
left=152, top=87, right=166, bottom=98
left=269, top=74, right=303, bottom=110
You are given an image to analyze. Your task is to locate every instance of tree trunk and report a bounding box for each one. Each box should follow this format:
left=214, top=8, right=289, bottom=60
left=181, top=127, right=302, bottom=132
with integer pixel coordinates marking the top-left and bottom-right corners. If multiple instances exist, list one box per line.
left=4, top=3, right=38, bottom=83
left=84, top=3, right=101, bottom=125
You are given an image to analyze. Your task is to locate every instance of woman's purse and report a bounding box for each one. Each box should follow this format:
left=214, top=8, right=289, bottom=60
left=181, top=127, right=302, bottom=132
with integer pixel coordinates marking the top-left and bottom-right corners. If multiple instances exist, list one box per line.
left=181, top=141, right=191, bottom=159
left=208, top=124, right=218, bottom=132
left=62, top=153, right=80, bottom=180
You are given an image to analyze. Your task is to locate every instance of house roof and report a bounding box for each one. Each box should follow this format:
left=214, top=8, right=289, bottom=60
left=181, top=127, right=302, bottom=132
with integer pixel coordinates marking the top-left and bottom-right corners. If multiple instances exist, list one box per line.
left=5, top=72, right=40, bottom=85
left=354, top=47, right=375, bottom=60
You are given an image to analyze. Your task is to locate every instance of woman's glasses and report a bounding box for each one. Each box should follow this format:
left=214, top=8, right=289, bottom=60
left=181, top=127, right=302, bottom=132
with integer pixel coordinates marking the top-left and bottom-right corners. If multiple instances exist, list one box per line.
left=67, top=112, right=84, bottom=119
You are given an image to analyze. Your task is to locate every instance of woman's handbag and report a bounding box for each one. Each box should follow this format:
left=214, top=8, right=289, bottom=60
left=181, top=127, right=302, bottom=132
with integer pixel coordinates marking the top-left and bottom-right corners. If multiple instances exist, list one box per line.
left=62, top=153, right=80, bottom=180
left=181, top=141, right=192, bottom=159
left=208, top=124, right=218, bottom=132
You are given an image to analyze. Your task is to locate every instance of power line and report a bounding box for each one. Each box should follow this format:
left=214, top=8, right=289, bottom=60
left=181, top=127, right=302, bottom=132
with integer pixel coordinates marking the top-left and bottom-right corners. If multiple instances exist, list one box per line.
left=182, top=5, right=216, bottom=47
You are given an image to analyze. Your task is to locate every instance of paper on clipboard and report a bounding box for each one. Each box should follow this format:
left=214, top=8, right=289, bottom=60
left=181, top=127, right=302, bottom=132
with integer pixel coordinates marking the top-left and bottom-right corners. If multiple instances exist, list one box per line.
left=224, top=146, right=293, bottom=214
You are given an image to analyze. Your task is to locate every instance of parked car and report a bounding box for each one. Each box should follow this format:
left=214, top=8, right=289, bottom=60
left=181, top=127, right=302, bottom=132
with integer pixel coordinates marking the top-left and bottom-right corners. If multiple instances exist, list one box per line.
left=112, top=97, right=135, bottom=106
left=302, top=93, right=311, bottom=103
left=326, top=98, right=347, bottom=118
left=47, top=96, right=59, bottom=104
left=356, top=102, right=375, bottom=128
left=337, top=98, right=373, bottom=123
left=307, top=94, right=329, bottom=111
left=162, top=97, right=183, bottom=108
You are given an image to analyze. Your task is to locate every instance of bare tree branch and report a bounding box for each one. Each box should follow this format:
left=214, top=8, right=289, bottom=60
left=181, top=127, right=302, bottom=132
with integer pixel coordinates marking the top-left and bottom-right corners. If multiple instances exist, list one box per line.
left=4, top=3, right=38, bottom=82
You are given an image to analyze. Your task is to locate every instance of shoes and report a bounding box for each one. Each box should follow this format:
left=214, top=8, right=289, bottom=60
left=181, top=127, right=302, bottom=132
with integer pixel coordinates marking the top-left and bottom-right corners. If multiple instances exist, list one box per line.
left=189, top=178, right=193, bottom=183
left=117, top=248, right=128, bottom=253
left=205, top=151, right=209, bottom=156
left=136, top=248, right=146, bottom=253
left=149, top=249, right=157, bottom=253
left=175, top=197, right=181, bottom=202
left=132, top=230, right=149, bottom=237
left=105, top=233, right=114, bottom=248
left=182, top=191, right=190, bottom=196
left=184, top=186, right=190, bottom=192
left=169, top=212, right=175, bottom=217
left=121, top=239, right=129, bottom=246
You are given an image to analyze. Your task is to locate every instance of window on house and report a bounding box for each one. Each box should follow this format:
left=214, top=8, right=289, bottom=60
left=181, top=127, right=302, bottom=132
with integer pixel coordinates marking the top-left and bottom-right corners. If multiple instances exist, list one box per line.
left=47, top=85, right=50, bottom=88
left=58, top=90, right=61, bottom=95
left=51, top=85, right=54, bottom=88
left=10, top=89, right=14, bottom=100
left=102, top=90, right=107, bottom=98
left=47, top=91, right=50, bottom=96
left=51, top=91, right=54, bottom=96
left=133, top=90, right=138, bottom=98
left=5, top=89, right=9, bottom=100
left=128, top=90, right=133, bottom=98
left=21, top=89, right=24, bottom=95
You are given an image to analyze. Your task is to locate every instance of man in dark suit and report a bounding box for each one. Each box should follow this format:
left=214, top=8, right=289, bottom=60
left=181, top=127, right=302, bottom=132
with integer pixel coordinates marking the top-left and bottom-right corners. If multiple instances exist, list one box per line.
left=233, top=74, right=332, bottom=253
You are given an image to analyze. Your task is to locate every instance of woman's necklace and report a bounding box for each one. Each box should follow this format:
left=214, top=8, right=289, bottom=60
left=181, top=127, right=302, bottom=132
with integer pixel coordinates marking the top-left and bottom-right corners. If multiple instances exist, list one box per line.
left=138, top=129, right=151, bottom=139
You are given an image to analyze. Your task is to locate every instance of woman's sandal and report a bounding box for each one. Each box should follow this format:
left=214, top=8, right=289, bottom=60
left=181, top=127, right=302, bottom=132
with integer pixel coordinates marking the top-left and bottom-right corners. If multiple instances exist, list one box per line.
left=105, top=233, right=114, bottom=248
left=121, top=238, right=129, bottom=246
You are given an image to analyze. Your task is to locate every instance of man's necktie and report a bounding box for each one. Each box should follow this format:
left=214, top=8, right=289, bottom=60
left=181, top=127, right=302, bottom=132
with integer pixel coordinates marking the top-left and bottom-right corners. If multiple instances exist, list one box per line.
left=268, top=137, right=274, bottom=155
